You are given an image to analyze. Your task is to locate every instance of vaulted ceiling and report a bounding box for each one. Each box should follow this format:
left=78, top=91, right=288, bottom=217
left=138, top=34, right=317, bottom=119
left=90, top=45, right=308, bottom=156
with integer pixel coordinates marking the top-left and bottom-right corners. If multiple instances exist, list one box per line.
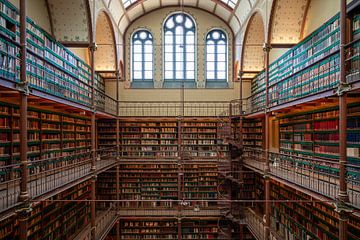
left=103, top=0, right=257, bottom=36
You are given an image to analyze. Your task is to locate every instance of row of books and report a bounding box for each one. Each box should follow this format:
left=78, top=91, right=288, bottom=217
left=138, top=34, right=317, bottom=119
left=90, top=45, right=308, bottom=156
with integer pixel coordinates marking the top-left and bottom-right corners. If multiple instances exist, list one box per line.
left=251, top=13, right=360, bottom=111
left=0, top=0, right=106, bottom=107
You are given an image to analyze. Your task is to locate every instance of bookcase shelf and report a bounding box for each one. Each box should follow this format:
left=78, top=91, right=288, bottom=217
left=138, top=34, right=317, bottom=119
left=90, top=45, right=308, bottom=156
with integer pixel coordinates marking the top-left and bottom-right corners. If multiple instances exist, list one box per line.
left=242, top=118, right=264, bottom=150
left=278, top=103, right=360, bottom=168
left=119, top=118, right=228, bottom=159
left=120, top=219, right=178, bottom=240
left=270, top=180, right=360, bottom=240
left=250, top=12, right=359, bottom=113
left=0, top=101, right=91, bottom=182
left=0, top=0, right=106, bottom=109
left=0, top=180, right=91, bottom=240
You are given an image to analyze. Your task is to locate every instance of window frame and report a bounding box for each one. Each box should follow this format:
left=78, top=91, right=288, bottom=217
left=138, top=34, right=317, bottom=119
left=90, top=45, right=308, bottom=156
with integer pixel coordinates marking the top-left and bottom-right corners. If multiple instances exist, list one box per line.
left=130, top=29, right=154, bottom=88
left=162, top=12, right=197, bottom=88
left=205, top=28, right=229, bottom=87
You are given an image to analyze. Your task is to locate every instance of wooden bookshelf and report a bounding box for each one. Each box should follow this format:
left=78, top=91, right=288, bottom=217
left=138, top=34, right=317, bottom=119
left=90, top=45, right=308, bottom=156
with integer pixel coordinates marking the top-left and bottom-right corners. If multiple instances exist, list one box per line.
left=118, top=162, right=178, bottom=209
left=181, top=220, right=219, bottom=239
left=97, top=119, right=117, bottom=149
left=120, top=219, right=178, bottom=240
left=278, top=103, right=360, bottom=169
left=242, top=118, right=264, bottom=150
left=0, top=101, right=91, bottom=182
left=0, top=180, right=91, bottom=240
left=270, top=180, right=360, bottom=240
left=120, top=118, right=228, bottom=159
left=249, top=12, right=360, bottom=112
left=0, top=0, right=105, bottom=107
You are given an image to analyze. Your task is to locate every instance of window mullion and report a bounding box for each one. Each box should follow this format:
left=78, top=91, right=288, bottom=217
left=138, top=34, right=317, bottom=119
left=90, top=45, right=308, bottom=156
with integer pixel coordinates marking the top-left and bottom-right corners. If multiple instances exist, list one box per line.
left=141, top=39, right=145, bottom=80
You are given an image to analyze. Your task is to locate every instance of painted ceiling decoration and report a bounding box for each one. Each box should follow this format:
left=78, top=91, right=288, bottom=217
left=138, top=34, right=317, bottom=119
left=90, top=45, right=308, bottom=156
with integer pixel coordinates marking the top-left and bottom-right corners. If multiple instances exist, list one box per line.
left=47, top=0, right=90, bottom=43
left=105, top=0, right=257, bottom=36
left=95, top=11, right=117, bottom=71
left=241, top=12, right=265, bottom=76
left=270, top=0, right=309, bottom=44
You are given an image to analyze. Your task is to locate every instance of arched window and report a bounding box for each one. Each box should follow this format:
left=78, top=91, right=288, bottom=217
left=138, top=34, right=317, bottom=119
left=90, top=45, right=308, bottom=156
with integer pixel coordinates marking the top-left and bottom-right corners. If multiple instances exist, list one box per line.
left=206, top=29, right=227, bottom=86
left=132, top=30, right=153, bottom=87
left=164, top=13, right=196, bottom=88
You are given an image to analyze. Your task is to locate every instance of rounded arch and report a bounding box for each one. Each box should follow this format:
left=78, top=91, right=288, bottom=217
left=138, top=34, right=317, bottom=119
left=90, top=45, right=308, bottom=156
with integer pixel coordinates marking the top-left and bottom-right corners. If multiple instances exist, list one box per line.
left=94, top=10, right=117, bottom=71
left=268, top=0, right=310, bottom=44
left=240, top=12, right=265, bottom=78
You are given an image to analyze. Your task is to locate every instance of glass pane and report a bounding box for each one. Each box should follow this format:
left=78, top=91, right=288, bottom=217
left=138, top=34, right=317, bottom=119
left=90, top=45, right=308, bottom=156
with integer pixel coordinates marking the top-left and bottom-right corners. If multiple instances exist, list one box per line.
left=207, top=54, right=215, bottom=62
left=218, top=62, right=226, bottom=71
left=218, top=42, right=226, bottom=53
left=186, top=44, right=195, bottom=53
left=218, top=54, right=226, bottom=62
left=175, top=62, right=183, bottom=71
left=133, top=62, right=142, bottom=70
left=187, top=52, right=194, bottom=61
left=144, top=54, right=152, bottom=62
left=165, top=32, right=173, bottom=44
left=166, top=18, right=175, bottom=29
left=133, top=43, right=142, bottom=53
left=144, top=71, right=152, bottom=79
left=207, top=71, right=215, bottom=80
left=165, top=53, right=173, bottom=60
left=165, top=71, right=173, bottom=79
left=176, top=26, right=184, bottom=38
left=165, top=45, right=172, bottom=53
left=133, top=71, right=142, bottom=79
left=176, top=52, right=183, bottom=61
left=176, top=71, right=183, bottom=79
left=165, top=62, right=173, bottom=71
left=139, top=31, right=147, bottom=40
left=144, top=62, right=152, bottom=71
left=144, top=42, right=152, bottom=53
left=175, top=15, right=183, bottom=24
left=133, top=53, right=142, bottom=62
left=187, top=71, right=194, bottom=79
left=207, top=43, right=215, bottom=53
left=185, top=18, right=193, bottom=29
left=186, top=32, right=195, bottom=44
left=207, top=62, right=215, bottom=71
left=176, top=45, right=183, bottom=53
left=218, top=71, right=226, bottom=79
left=186, top=62, right=194, bottom=71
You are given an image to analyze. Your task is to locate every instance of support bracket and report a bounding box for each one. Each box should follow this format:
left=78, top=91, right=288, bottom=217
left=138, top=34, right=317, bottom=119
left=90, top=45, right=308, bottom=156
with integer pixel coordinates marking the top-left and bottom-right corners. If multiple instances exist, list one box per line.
left=15, top=202, right=32, bottom=219
left=16, top=81, right=30, bottom=95
left=333, top=200, right=353, bottom=214
left=336, top=82, right=351, bottom=96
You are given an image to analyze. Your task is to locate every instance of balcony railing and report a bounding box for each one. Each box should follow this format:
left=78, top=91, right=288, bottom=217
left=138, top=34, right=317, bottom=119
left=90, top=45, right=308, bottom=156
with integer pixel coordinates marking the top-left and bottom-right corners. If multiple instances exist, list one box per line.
left=244, top=208, right=279, bottom=240
left=243, top=148, right=360, bottom=209
left=118, top=101, right=230, bottom=117
left=0, top=147, right=118, bottom=213
left=74, top=203, right=118, bottom=240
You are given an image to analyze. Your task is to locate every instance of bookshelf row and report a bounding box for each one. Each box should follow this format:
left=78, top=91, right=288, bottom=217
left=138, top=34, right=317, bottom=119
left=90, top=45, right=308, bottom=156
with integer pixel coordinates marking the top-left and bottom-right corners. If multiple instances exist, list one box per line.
left=278, top=103, right=360, bottom=168
left=0, top=180, right=91, bottom=240
left=269, top=180, right=360, bottom=240
left=250, top=11, right=359, bottom=112
left=104, top=219, right=220, bottom=240
left=0, top=101, right=91, bottom=182
left=97, top=162, right=219, bottom=210
left=0, top=0, right=105, bottom=107
left=97, top=118, right=229, bottom=159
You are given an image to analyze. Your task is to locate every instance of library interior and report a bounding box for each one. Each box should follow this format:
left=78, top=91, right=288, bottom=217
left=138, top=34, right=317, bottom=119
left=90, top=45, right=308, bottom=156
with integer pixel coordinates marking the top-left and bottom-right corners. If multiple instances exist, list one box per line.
left=0, top=0, right=359, bottom=239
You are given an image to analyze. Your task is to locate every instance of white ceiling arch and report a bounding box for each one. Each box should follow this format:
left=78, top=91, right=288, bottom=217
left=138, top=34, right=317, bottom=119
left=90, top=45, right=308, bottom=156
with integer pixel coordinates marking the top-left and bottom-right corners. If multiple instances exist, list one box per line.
left=103, top=0, right=258, bottom=36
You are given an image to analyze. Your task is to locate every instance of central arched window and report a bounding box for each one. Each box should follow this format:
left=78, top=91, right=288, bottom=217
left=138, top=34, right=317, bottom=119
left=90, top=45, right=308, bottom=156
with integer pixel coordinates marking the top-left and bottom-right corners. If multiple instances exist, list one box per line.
left=163, top=13, right=196, bottom=88
left=131, top=30, right=153, bottom=87
left=206, top=29, right=228, bottom=87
